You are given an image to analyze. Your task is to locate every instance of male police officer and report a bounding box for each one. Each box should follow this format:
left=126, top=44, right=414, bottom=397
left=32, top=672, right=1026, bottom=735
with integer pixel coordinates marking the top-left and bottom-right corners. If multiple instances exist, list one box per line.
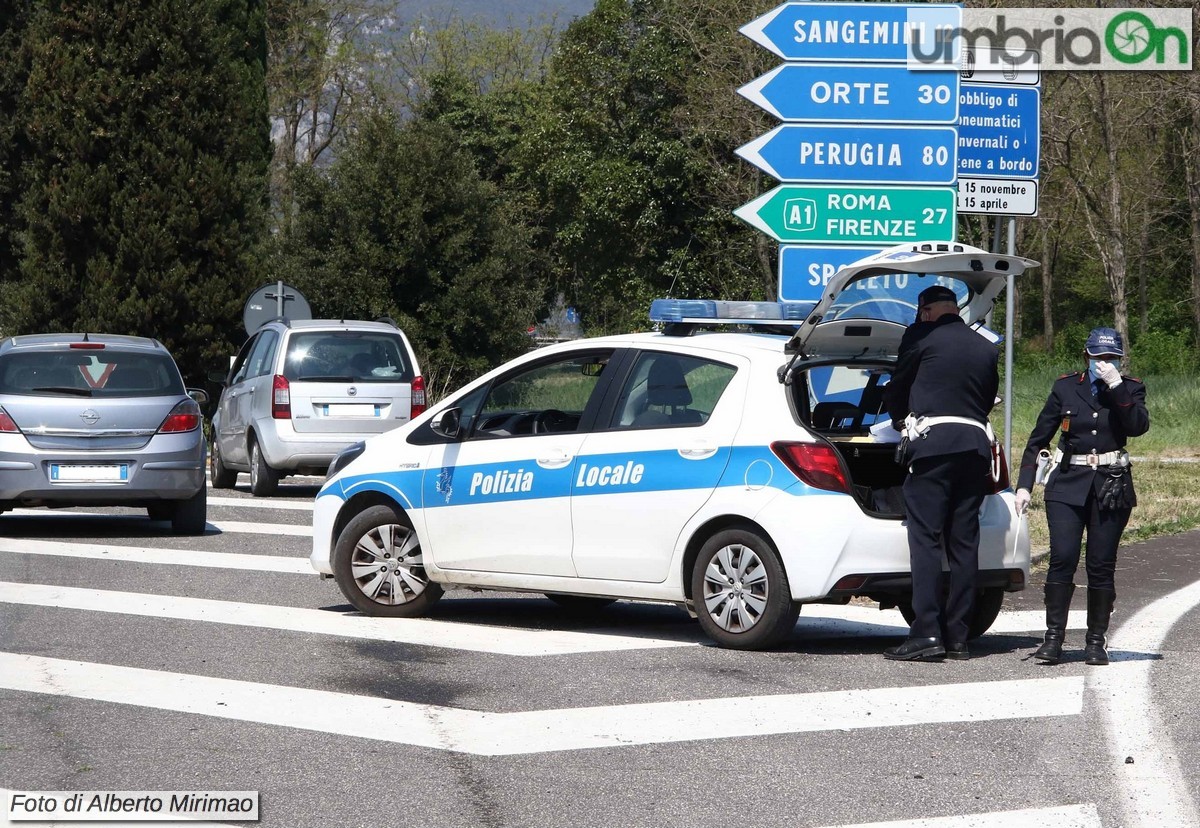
left=883, top=285, right=999, bottom=661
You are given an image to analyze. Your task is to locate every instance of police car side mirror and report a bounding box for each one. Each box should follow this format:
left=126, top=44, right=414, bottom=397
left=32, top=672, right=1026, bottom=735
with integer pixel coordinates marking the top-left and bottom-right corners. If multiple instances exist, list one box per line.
left=430, top=407, right=463, bottom=440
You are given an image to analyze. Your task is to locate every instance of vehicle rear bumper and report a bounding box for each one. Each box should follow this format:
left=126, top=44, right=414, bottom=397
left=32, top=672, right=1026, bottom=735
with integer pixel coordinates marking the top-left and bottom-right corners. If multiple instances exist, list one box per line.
left=254, top=419, right=399, bottom=473
left=0, top=432, right=205, bottom=505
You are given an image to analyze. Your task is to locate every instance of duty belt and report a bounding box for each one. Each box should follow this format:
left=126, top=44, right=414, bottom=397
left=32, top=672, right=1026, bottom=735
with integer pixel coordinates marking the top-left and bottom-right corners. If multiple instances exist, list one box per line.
left=903, top=414, right=995, bottom=442
left=1067, top=450, right=1128, bottom=468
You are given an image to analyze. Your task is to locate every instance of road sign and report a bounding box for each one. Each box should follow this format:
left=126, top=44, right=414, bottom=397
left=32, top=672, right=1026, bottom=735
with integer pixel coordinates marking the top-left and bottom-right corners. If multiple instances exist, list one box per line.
left=958, top=85, right=1040, bottom=179
left=957, top=178, right=1039, bottom=216
left=734, top=184, right=956, bottom=245
left=736, top=124, right=958, bottom=185
left=959, top=47, right=1041, bottom=86
left=779, top=245, right=881, bottom=302
left=739, top=63, right=960, bottom=124
left=740, top=2, right=961, bottom=63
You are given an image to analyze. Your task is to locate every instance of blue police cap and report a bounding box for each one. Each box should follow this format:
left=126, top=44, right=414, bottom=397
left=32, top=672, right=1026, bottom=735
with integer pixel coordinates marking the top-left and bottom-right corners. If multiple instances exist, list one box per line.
left=1085, top=327, right=1124, bottom=357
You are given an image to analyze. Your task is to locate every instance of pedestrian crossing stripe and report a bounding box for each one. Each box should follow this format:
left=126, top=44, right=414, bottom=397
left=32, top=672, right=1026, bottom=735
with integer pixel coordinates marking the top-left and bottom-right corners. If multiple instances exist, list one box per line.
left=0, top=581, right=696, bottom=656
left=0, top=652, right=1084, bottom=756
left=0, top=538, right=310, bottom=573
left=6, top=509, right=308, bottom=537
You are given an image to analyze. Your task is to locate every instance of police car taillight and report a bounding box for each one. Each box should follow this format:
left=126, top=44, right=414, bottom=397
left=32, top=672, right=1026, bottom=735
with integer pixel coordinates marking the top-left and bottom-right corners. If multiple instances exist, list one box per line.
left=411, top=375, right=426, bottom=418
left=158, top=399, right=201, bottom=433
left=271, top=374, right=291, bottom=419
left=771, top=442, right=849, bottom=494
left=0, top=405, right=20, bottom=433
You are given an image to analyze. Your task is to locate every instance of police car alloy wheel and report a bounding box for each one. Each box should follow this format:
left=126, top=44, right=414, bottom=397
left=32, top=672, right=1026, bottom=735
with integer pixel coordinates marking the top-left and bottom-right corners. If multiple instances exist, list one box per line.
left=690, top=527, right=799, bottom=650
left=332, top=505, right=444, bottom=617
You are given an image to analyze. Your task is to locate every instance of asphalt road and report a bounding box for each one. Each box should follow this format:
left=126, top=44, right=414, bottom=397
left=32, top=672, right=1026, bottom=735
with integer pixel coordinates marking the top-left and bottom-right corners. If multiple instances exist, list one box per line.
left=2, top=477, right=1198, bottom=828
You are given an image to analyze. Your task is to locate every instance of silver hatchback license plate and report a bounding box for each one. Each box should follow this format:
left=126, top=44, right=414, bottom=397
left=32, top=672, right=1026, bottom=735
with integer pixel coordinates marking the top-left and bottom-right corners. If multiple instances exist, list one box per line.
left=50, top=464, right=129, bottom=482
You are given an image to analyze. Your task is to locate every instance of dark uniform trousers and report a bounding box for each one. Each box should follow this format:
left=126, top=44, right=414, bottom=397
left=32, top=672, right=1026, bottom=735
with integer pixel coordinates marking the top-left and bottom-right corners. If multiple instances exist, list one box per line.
left=1044, top=498, right=1130, bottom=591
left=905, top=451, right=992, bottom=641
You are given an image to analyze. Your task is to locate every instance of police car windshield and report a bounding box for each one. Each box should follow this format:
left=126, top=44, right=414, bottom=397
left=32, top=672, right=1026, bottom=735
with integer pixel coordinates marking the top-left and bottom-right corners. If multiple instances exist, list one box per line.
left=827, top=273, right=970, bottom=325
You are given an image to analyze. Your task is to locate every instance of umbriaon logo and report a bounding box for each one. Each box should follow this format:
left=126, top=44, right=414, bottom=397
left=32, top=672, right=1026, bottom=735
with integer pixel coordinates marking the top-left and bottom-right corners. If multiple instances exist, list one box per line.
left=907, top=8, right=1192, bottom=71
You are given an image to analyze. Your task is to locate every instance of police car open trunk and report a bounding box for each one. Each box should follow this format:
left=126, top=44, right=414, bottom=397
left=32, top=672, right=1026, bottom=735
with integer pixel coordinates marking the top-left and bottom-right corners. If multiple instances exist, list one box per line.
left=781, top=242, right=1037, bottom=517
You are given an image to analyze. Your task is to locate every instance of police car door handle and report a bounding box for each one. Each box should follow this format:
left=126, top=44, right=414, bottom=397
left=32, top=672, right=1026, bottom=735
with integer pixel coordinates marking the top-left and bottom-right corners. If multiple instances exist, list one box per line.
left=678, top=443, right=717, bottom=460
left=536, top=448, right=573, bottom=469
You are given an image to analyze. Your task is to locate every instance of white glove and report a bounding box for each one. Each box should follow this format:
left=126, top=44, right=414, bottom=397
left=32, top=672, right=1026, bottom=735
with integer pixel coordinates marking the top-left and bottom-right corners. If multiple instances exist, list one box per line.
left=1014, top=488, right=1031, bottom=515
left=1094, top=360, right=1122, bottom=388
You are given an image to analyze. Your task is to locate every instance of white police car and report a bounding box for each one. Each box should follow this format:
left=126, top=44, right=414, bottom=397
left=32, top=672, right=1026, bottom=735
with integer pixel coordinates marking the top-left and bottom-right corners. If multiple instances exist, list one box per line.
left=310, top=242, right=1035, bottom=649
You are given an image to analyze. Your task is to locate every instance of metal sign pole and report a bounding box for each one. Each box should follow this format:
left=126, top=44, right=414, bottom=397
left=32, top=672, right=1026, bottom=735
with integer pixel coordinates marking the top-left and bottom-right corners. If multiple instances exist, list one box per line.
left=1005, top=216, right=1016, bottom=463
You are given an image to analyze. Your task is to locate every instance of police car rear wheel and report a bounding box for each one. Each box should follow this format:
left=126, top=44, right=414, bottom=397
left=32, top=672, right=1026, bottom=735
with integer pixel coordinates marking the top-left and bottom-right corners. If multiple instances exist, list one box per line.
left=896, top=587, right=1005, bottom=640
left=691, top=528, right=798, bottom=650
left=332, top=505, right=443, bottom=617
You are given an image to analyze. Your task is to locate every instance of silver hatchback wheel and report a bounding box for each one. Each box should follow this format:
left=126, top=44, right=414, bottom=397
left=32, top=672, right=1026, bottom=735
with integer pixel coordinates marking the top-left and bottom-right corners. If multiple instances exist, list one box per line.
left=332, top=504, right=443, bottom=617
left=690, top=527, right=798, bottom=650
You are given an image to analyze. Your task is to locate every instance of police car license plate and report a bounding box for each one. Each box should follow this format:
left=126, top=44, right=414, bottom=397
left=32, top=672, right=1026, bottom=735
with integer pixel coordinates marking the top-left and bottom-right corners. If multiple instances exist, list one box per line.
left=50, top=464, right=128, bottom=482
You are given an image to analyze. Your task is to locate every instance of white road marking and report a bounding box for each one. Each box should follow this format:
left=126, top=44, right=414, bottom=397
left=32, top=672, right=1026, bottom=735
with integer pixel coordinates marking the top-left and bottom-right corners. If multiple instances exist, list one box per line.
left=207, top=495, right=313, bottom=511
left=0, top=538, right=310, bottom=573
left=1096, top=578, right=1200, bottom=828
left=6, top=509, right=308, bottom=536
left=796, top=605, right=1085, bottom=635
left=812, top=803, right=1101, bottom=828
left=0, top=582, right=697, bottom=656
left=0, top=652, right=1084, bottom=756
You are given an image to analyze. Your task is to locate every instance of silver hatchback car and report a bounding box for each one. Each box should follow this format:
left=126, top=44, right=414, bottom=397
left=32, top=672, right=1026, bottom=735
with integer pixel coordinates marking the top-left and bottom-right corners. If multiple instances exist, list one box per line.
left=210, top=319, right=423, bottom=496
left=0, top=334, right=208, bottom=534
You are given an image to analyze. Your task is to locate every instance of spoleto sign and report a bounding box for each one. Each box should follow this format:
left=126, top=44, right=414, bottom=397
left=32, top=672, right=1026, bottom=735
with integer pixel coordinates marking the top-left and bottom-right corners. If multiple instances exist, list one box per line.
left=734, top=185, right=956, bottom=245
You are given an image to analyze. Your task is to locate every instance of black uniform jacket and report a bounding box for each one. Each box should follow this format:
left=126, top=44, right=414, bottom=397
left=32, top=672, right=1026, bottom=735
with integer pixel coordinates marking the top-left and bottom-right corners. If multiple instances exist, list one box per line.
left=1016, top=371, right=1150, bottom=506
left=884, top=314, right=1000, bottom=462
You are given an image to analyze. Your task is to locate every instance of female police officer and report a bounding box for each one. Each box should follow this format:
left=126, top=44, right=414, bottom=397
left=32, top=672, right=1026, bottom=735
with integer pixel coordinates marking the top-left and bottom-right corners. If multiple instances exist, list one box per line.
left=1014, top=327, right=1149, bottom=665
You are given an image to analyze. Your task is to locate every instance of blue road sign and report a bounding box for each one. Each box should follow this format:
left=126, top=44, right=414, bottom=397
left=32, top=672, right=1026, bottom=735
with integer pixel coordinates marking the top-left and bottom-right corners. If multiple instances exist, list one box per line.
left=739, top=63, right=960, bottom=124
left=779, top=245, right=881, bottom=303
left=741, top=2, right=961, bottom=64
left=737, top=124, right=958, bottom=185
left=958, top=85, right=1040, bottom=179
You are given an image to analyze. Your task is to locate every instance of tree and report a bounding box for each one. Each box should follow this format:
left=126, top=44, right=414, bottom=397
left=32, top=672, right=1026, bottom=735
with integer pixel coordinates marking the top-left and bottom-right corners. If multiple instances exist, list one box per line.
left=276, top=113, right=543, bottom=396
left=2, top=0, right=270, bottom=382
left=267, top=0, right=392, bottom=232
left=0, top=0, right=33, bottom=312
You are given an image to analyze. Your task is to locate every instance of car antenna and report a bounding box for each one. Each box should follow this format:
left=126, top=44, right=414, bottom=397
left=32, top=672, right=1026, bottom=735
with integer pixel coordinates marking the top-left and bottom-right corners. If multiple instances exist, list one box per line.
left=82, top=332, right=89, bottom=342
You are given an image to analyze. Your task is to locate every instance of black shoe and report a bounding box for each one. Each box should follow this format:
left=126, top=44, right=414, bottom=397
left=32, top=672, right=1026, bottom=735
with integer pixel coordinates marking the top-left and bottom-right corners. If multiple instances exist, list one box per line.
left=884, top=637, right=946, bottom=661
left=945, top=642, right=970, bottom=661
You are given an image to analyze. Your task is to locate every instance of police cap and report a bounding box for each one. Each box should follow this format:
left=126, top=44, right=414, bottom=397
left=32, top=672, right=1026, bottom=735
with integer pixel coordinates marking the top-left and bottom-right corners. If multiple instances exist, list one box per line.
left=917, top=285, right=957, bottom=308
left=1085, top=327, right=1125, bottom=357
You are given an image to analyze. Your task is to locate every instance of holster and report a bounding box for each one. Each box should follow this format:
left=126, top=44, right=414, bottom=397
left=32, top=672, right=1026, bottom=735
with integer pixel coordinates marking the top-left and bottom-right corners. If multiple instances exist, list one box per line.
left=893, top=436, right=911, bottom=466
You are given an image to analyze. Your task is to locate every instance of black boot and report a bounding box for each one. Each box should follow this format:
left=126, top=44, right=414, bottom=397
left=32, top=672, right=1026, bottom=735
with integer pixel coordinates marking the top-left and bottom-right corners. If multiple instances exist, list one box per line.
left=1085, top=588, right=1116, bottom=665
left=1033, top=582, right=1075, bottom=664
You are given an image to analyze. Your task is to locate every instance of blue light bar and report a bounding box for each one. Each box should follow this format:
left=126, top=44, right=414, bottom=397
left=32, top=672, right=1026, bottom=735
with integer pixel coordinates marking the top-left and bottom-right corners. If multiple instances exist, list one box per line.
left=650, top=299, right=816, bottom=326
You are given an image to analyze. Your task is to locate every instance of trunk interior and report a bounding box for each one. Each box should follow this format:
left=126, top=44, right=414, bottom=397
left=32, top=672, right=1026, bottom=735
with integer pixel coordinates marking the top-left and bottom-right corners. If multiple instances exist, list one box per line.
left=789, top=360, right=907, bottom=518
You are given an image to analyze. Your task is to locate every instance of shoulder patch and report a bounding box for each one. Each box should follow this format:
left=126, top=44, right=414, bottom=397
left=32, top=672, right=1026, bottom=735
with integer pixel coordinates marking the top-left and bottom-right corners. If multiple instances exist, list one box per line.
left=1124, top=375, right=1142, bottom=383
left=1057, top=372, right=1080, bottom=380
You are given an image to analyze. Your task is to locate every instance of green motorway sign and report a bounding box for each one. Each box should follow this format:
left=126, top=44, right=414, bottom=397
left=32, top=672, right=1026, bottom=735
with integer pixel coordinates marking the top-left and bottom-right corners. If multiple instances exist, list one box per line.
left=734, top=184, right=956, bottom=245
